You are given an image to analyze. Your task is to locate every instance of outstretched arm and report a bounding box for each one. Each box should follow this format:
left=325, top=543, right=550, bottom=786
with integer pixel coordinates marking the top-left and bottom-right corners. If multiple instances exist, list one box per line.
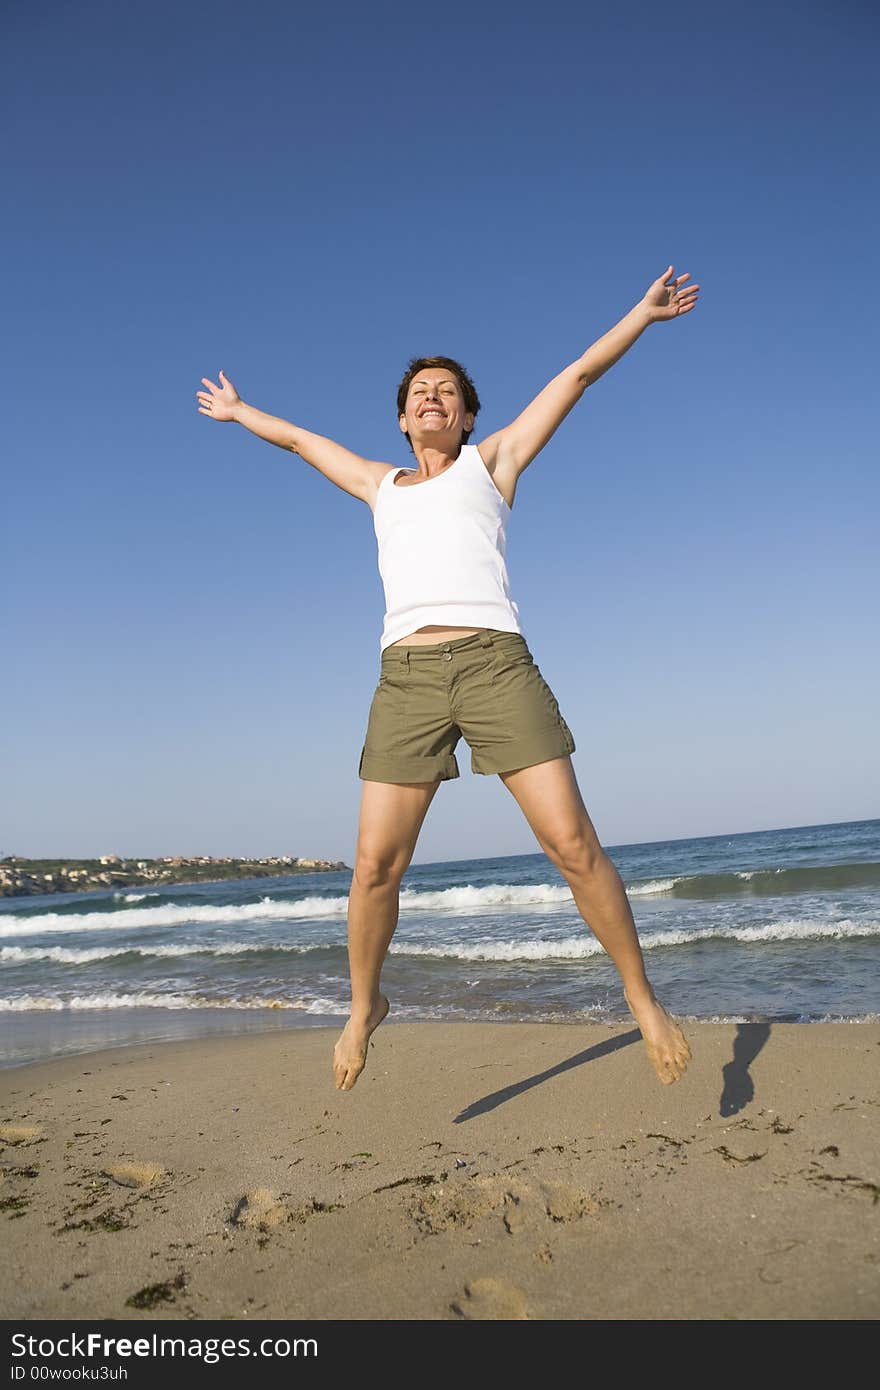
left=489, top=265, right=700, bottom=476
left=196, top=371, right=382, bottom=504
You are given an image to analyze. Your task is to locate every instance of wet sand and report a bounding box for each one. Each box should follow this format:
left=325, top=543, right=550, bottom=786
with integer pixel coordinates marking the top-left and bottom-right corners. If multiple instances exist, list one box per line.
left=1, top=1021, right=878, bottom=1320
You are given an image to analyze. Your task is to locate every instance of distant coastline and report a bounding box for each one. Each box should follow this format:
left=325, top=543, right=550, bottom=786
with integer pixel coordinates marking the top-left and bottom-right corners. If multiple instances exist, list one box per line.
left=0, top=855, right=349, bottom=899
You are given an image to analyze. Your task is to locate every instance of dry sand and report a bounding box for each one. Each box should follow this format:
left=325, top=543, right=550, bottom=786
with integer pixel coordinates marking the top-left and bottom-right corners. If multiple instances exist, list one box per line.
left=1, top=1021, right=878, bottom=1320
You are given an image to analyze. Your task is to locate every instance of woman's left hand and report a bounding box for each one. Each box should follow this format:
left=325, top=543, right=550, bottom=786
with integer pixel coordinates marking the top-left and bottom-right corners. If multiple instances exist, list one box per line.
left=642, top=265, right=700, bottom=322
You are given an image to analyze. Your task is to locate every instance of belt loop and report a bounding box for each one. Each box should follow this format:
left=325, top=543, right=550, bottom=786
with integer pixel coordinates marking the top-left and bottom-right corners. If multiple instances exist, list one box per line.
left=478, top=630, right=494, bottom=649
left=404, top=648, right=411, bottom=671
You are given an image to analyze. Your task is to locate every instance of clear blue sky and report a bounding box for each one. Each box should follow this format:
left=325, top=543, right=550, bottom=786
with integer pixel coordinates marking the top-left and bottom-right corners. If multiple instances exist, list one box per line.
left=4, top=0, right=877, bottom=865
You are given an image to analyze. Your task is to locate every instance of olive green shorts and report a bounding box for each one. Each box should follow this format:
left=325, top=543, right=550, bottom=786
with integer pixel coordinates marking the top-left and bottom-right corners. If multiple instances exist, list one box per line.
left=358, top=629, right=576, bottom=783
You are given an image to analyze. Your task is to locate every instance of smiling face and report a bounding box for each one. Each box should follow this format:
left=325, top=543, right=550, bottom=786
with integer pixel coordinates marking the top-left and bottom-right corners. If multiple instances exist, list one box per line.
left=399, top=369, right=475, bottom=452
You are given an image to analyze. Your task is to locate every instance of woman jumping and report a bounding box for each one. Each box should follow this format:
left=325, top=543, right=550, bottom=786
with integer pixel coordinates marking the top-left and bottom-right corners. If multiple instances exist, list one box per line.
left=196, top=263, right=699, bottom=1091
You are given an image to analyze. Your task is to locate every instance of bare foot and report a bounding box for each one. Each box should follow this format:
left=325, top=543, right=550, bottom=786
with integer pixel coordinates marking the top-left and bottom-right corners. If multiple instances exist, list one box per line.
left=624, top=987, right=692, bottom=1085
left=333, top=994, right=390, bottom=1091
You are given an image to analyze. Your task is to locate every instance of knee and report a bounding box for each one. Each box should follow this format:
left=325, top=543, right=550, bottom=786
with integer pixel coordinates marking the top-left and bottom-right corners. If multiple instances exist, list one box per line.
left=353, top=847, right=408, bottom=891
left=547, top=833, right=605, bottom=881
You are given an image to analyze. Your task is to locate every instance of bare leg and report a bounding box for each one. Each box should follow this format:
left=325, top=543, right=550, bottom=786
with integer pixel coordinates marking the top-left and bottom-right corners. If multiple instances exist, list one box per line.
left=498, top=757, right=692, bottom=1084
left=333, top=777, right=440, bottom=1090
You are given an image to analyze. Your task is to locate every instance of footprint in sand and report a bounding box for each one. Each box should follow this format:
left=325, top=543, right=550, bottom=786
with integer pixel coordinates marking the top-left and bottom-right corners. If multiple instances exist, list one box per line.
left=413, top=1174, right=598, bottom=1237
left=0, top=1125, right=43, bottom=1146
left=539, top=1179, right=599, bottom=1223
left=228, top=1188, right=290, bottom=1231
left=451, top=1277, right=530, bottom=1320
left=102, top=1162, right=167, bottom=1189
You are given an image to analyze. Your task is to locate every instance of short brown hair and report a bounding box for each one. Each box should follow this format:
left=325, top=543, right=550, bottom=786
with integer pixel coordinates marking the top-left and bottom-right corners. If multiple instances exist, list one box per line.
left=396, top=356, right=481, bottom=456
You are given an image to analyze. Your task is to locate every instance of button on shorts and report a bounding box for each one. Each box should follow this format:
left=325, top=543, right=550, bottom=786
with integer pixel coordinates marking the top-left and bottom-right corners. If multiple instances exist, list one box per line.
left=358, top=629, right=576, bottom=783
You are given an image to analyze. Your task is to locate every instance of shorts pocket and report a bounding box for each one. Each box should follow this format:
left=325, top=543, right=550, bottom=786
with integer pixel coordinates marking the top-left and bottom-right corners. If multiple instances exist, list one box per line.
left=490, top=639, right=534, bottom=681
left=375, top=667, right=409, bottom=716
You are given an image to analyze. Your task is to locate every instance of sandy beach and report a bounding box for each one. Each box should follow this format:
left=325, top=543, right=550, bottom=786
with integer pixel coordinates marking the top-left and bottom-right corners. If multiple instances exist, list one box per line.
left=1, top=1021, right=878, bottom=1320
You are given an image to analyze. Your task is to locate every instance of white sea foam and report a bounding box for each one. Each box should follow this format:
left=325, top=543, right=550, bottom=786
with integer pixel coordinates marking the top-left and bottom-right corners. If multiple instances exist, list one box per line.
left=0, top=992, right=611, bottom=1021
left=392, top=917, right=880, bottom=961
left=0, top=897, right=348, bottom=938
left=2, top=916, right=877, bottom=966
left=678, top=1013, right=880, bottom=1024
left=2, top=990, right=873, bottom=1024
left=0, top=991, right=347, bottom=1013
left=626, top=878, right=678, bottom=895
left=0, top=878, right=771, bottom=942
left=734, top=869, right=786, bottom=879
left=680, top=1014, right=754, bottom=1023
left=0, top=883, right=578, bottom=938
left=0, top=942, right=319, bottom=965
left=802, top=1012, right=880, bottom=1024
left=399, top=883, right=574, bottom=910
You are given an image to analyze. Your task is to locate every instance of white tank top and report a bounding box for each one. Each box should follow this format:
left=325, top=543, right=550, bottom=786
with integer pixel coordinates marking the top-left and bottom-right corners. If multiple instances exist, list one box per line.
left=372, top=443, right=524, bottom=651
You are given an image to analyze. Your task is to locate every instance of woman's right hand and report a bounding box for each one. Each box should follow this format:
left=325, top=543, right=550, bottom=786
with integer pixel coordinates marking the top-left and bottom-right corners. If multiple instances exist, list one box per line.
left=196, top=370, right=242, bottom=422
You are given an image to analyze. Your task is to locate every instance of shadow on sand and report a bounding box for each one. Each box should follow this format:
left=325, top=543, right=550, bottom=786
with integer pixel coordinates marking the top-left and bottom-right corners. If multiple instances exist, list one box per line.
left=453, top=1020, right=773, bottom=1124
left=719, top=1022, right=772, bottom=1116
left=454, top=1028, right=641, bottom=1123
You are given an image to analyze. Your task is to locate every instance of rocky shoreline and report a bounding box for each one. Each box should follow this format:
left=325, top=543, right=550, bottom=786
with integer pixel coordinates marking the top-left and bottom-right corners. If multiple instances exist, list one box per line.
left=0, top=855, right=349, bottom=899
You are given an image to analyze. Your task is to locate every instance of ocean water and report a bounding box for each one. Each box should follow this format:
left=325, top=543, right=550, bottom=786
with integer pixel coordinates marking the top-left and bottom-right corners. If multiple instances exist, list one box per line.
left=1, top=818, right=878, bottom=1068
